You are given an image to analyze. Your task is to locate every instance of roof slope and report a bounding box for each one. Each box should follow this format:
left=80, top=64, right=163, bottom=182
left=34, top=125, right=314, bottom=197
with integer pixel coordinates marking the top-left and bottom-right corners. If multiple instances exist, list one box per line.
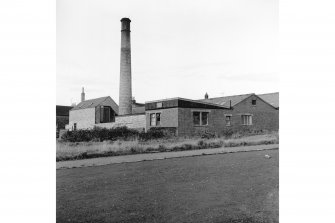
left=71, top=96, right=119, bottom=114
left=198, top=93, right=254, bottom=107
left=56, top=105, right=73, bottom=116
left=258, top=92, right=279, bottom=108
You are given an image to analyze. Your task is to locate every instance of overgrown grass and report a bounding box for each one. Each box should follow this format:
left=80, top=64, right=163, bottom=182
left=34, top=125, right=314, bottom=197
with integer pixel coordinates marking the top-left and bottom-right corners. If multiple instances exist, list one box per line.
left=57, top=132, right=279, bottom=162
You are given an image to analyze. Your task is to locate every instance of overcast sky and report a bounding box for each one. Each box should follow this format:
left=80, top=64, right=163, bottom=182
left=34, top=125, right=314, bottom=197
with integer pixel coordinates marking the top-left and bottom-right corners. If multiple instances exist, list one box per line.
left=57, top=0, right=278, bottom=105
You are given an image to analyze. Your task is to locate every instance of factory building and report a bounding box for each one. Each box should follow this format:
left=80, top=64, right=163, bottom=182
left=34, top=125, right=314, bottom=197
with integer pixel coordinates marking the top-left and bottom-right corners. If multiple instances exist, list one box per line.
left=65, top=18, right=279, bottom=136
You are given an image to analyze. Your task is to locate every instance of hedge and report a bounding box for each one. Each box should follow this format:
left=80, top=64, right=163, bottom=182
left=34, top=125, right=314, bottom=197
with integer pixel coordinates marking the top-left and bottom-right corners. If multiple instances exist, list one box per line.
left=60, top=126, right=170, bottom=142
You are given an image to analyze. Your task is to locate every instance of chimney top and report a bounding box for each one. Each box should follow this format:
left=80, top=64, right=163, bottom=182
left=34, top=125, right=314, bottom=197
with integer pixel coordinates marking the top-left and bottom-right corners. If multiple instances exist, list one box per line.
left=121, top=18, right=131, bottom=22
left=81, top=87, right=85, bottom=102
left=205, top=92, right=209, bottom=99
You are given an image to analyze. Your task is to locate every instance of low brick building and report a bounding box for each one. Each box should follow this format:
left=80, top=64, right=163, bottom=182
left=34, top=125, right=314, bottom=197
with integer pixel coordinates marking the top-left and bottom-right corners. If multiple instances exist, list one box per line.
left=145, top=98, right=230, bottom=136
left=198, top=93, right=279, bottom=132
left=66, top=93, right=279, bottom=136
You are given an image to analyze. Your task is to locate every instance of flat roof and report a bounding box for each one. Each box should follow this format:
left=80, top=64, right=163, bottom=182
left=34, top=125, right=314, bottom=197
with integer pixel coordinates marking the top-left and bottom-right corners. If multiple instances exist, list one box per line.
left=145, top=97, right=230, bottom=109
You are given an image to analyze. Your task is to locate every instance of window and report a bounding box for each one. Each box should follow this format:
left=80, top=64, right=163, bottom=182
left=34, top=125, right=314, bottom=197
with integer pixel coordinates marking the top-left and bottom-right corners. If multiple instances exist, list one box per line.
left=241, top=115, right=252, bottom=125
left=156, top=102, right=162, bottom=108
left=225, top=115, right=232, bottom=126
left=103, top=107, right=110, bottom=122
left=201, top=112, right=209, bottom=125
left=150, top=113, right=161, bottom=126
left=156, top=113, right=161, bottom=126
left=252, top=99, right=256, bottom=105
left=150, top=113, right=156, bottom=126
left=73, top=123, right=77, bottom=131
left=193, top=111, right=209, bottom=126
left=100, top=106, right=114, bottom=123
left=193, top=112, right=200, bottom=125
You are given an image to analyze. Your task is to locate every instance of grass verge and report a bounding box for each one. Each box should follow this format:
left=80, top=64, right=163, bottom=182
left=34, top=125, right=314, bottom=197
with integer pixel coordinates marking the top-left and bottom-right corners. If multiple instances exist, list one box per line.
left=57, top=132, right=278, bottom=162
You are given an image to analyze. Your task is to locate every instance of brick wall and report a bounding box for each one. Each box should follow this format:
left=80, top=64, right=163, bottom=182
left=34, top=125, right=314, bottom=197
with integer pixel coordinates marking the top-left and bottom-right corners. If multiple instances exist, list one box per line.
left=178, top=108, right=227, bottom=136
left=145, top=108, right=179, bottom=131
left=222, top=95, right=279, bottom=131
left=175, top=95, right=278, bottom=136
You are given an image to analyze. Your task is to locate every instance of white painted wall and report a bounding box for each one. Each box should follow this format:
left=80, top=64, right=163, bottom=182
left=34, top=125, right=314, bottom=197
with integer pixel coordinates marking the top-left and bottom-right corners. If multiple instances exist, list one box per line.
left=68, top=108, right=96, bottom=130
left=95, top=114, right=146, bottom=131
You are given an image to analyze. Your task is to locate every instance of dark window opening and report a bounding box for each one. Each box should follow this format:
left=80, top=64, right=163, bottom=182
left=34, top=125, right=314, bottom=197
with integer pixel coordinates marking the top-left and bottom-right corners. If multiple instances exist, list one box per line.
left=100, top=106, right=114, bottom=123
left=193, top=111, right=208, bottom=126
left=193, top=112, right=200, bottom=125
left=252, top=99, right=256, bottom=105
left=73, top=123, right=77, bottom=131
left=201, top=112, right=209, bottom=125
left=156, top=113, right=160, bottom=126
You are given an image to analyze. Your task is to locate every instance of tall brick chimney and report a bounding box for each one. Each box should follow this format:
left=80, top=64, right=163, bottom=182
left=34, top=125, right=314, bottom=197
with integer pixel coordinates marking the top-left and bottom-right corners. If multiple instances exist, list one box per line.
left=81, top=87, right=85, bottom=102
left=119, top=18, right=132, bottom=115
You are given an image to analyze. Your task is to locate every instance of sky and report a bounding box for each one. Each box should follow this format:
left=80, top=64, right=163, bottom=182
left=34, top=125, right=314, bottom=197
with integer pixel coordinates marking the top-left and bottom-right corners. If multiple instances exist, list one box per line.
left=57, top=0, right=278, bottom=105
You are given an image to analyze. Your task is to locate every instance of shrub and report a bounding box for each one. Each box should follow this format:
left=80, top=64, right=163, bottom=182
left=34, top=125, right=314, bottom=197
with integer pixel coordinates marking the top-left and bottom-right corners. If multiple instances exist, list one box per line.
left=158, top=144, right=167, bottom=152
left=197, top=140, right=206, bottom=148
left=61, top=127, right=140, bottom=142
left=138, top=128, right=170, bottom=141
left=200, top=130, right=216, bottom=139
left=60, top=126, right=172, bottom=142
left=222, top=129, right=234, bottom=138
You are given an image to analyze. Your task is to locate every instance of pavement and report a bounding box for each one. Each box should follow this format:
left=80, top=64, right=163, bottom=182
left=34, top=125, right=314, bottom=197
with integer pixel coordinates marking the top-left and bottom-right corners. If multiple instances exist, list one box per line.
left=57, top=144, right=279, bottom=170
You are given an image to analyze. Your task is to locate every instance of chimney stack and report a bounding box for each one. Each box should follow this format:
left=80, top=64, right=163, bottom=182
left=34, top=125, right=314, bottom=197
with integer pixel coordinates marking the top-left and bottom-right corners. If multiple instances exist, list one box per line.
left=119, top=18, right=132, bottom=115
left=81, top=87, right=85, bottom=102
left=205, top=92, right=209, bottom=99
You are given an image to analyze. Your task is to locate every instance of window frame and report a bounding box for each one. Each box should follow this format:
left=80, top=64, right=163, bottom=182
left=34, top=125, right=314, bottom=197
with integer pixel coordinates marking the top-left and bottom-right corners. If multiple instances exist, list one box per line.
left=149, top=112, right=161, bottom=127
left=192, top=111, right=209, bottom=126
left=241, top=114, right=253, bottom=126
left=100, top=106, right=114, bottom=123
left=225, top=114, right=232, bottom=126
left=252, top=99, right=257, bottom=106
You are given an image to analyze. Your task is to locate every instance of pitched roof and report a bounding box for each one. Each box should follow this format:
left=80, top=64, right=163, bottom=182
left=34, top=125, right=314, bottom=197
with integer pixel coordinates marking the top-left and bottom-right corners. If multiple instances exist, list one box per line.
left=71, top=96, right=119, bottom=114
left=258, top=92, right=279, bottom=108
left=198, top=93, right=254, bottom=107
left=56, top=105, right=73, bottom=116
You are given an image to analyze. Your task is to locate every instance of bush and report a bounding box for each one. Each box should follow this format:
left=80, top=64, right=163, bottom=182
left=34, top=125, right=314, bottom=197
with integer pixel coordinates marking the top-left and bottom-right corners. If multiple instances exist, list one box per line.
left=138, top=127, right=171, bottom=141
left=60, top=126, right=171, bottom=142
left=61, top=126, right=140, bottom=142
left=197, top=140, right=206, bottom=148
left=200, top=130, right=216, bottom=139
left=222, top=129, right=234, bottom=138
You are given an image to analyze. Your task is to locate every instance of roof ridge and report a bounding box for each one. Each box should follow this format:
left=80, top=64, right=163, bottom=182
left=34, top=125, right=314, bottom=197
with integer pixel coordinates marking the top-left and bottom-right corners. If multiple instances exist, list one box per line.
left=80, top=96, right=109, bottom=102
left=257, top=92, right=279, bottom=96
left=200, top=93, right=254, bottom=100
